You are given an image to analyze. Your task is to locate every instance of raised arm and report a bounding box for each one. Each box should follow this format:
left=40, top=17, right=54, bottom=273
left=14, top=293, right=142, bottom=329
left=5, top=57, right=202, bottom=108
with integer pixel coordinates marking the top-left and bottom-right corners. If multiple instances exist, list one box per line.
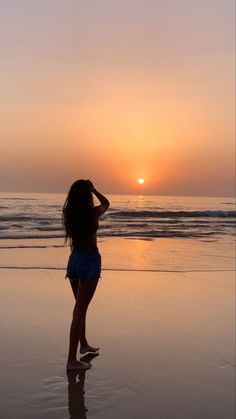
left=92, top=188, right=110, bottom=216
left=87, top=181, right=110, bottom=216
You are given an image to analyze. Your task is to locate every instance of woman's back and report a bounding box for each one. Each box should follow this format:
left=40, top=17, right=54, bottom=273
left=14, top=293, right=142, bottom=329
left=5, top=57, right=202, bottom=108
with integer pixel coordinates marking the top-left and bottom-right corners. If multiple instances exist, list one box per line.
left=71, top=207, right=99, bottom=250
left=63, top=179, right=109, bottom=250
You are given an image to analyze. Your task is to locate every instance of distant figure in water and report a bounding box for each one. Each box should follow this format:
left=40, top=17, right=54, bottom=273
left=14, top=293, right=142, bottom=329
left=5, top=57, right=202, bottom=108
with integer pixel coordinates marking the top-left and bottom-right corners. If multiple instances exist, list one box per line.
left=63, top=180, right=110, bottom=370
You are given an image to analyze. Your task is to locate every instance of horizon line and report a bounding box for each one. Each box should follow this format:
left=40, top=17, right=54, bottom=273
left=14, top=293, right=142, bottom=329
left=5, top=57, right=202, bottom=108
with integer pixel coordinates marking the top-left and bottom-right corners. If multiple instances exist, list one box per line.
left=0, top=190, right=235, bottom=199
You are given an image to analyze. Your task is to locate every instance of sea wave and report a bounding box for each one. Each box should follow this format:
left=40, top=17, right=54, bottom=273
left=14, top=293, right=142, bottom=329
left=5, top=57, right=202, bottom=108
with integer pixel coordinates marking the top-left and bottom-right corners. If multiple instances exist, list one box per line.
left=0, top=234, right=63, bottom=240
left=1, top=210, right=235, bottom=224
left=0, top=203, right=235, bottom=242
left=0, top=215, right=59, bottom=221
left=0, top=230, right=224, bottom=240
left=109, top=210, right=236, bottom=218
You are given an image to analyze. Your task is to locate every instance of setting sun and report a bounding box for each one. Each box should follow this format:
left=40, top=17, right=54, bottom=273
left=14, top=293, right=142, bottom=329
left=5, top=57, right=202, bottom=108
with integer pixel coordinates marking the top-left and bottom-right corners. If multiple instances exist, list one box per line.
left=138, top=178, right=145, bottom=185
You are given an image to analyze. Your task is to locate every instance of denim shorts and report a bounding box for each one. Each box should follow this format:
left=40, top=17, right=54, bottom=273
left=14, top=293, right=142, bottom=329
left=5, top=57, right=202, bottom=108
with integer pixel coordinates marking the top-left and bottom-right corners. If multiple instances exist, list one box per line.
left=66, top=247, right=101, bottom=281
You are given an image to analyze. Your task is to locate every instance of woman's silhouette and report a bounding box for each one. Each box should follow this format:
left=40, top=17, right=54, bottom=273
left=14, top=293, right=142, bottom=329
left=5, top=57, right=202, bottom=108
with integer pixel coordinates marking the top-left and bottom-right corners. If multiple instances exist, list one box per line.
left=67, top=353, right=99, bottom=418
left=63, top=180, right=109, bottom=370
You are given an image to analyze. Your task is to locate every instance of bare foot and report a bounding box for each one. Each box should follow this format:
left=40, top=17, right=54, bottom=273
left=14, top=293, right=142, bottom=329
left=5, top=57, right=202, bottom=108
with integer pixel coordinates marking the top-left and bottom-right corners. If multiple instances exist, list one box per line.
left=66, top=360, right=91, bottom=370
left=80, top=345, right=99, bottom=355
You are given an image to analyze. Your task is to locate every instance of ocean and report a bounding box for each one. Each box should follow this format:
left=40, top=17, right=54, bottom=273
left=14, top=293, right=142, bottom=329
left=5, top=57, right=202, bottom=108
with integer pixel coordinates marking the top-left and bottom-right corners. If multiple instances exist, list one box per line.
left=0, top=192, right=235, bottom=273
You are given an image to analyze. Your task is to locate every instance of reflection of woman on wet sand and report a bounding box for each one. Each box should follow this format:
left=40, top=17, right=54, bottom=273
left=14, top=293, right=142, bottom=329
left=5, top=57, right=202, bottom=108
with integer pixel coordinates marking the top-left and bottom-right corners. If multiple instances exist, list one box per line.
left=67, top=354, right=99, bottom=419
left=63, top=180, right=109, bottom=370
left=67, top=368, right=87, bottom=419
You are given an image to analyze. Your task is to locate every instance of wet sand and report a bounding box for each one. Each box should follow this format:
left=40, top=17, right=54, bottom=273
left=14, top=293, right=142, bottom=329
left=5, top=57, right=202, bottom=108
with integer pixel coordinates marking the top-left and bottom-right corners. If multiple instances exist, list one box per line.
left=0, top=269, right=235, bottom=419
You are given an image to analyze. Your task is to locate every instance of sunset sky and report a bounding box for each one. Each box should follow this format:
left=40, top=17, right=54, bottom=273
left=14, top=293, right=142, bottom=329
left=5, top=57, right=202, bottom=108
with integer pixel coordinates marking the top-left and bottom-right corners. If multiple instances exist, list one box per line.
left=0, top=0, right=235, bottom=196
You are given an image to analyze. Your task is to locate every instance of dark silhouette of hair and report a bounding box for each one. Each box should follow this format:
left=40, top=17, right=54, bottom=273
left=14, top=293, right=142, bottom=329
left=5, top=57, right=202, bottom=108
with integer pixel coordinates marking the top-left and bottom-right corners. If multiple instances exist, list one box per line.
left=62, top=179, right=95, bottom=248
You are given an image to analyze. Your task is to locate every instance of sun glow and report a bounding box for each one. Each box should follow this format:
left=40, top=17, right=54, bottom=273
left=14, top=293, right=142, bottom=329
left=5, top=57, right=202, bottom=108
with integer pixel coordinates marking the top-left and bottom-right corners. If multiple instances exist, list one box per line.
left=138, top=178, right=145, bottom=185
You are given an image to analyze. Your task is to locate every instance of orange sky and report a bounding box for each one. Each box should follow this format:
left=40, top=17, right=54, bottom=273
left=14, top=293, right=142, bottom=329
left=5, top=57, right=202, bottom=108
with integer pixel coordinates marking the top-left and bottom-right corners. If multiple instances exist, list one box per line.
left=0, top=0, right=235, bottom=196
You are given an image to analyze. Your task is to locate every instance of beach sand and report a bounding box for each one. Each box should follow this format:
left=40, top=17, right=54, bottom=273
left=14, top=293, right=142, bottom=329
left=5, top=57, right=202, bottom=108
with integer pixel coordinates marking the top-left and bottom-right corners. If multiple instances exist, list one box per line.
left=0, top=268, right=235, bottom=419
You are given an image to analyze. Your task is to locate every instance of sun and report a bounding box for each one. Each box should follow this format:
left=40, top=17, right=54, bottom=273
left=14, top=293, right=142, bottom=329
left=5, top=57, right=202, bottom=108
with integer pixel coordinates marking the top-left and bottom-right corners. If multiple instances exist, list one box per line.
left=138, top=178, right=145, bottom=185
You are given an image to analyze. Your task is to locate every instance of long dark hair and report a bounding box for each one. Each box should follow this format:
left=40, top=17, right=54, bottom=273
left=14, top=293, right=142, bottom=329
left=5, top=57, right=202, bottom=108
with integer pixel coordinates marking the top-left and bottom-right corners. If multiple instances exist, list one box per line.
left=62, top=179, right=95, bottom=247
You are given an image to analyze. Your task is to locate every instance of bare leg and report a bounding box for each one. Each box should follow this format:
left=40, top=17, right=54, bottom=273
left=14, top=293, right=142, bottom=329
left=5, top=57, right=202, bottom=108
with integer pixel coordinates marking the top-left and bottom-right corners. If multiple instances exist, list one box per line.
left=70, top=279, right=99, bottom=354
left=80, top=278, right=99, bottom=353
left=70, top=280, right=79, bottom=299
left=67, top=278, right=99, bottom=370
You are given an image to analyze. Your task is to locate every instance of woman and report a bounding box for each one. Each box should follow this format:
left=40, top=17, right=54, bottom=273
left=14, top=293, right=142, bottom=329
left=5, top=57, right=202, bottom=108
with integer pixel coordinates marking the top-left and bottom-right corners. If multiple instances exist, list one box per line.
left=63, top=179, right=110, bottom=370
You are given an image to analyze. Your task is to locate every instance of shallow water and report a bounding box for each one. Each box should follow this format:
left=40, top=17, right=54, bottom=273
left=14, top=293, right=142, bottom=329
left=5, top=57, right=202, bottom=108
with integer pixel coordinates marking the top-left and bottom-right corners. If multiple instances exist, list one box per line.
left=0, top=236, right=235, bottom=274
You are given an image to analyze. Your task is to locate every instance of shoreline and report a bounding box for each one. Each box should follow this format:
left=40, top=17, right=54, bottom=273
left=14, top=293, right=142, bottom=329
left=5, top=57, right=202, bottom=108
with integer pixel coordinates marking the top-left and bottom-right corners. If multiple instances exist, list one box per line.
left=0, top=266, right=234, bottom=273
left=0, top=236, right=234, bottom=273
